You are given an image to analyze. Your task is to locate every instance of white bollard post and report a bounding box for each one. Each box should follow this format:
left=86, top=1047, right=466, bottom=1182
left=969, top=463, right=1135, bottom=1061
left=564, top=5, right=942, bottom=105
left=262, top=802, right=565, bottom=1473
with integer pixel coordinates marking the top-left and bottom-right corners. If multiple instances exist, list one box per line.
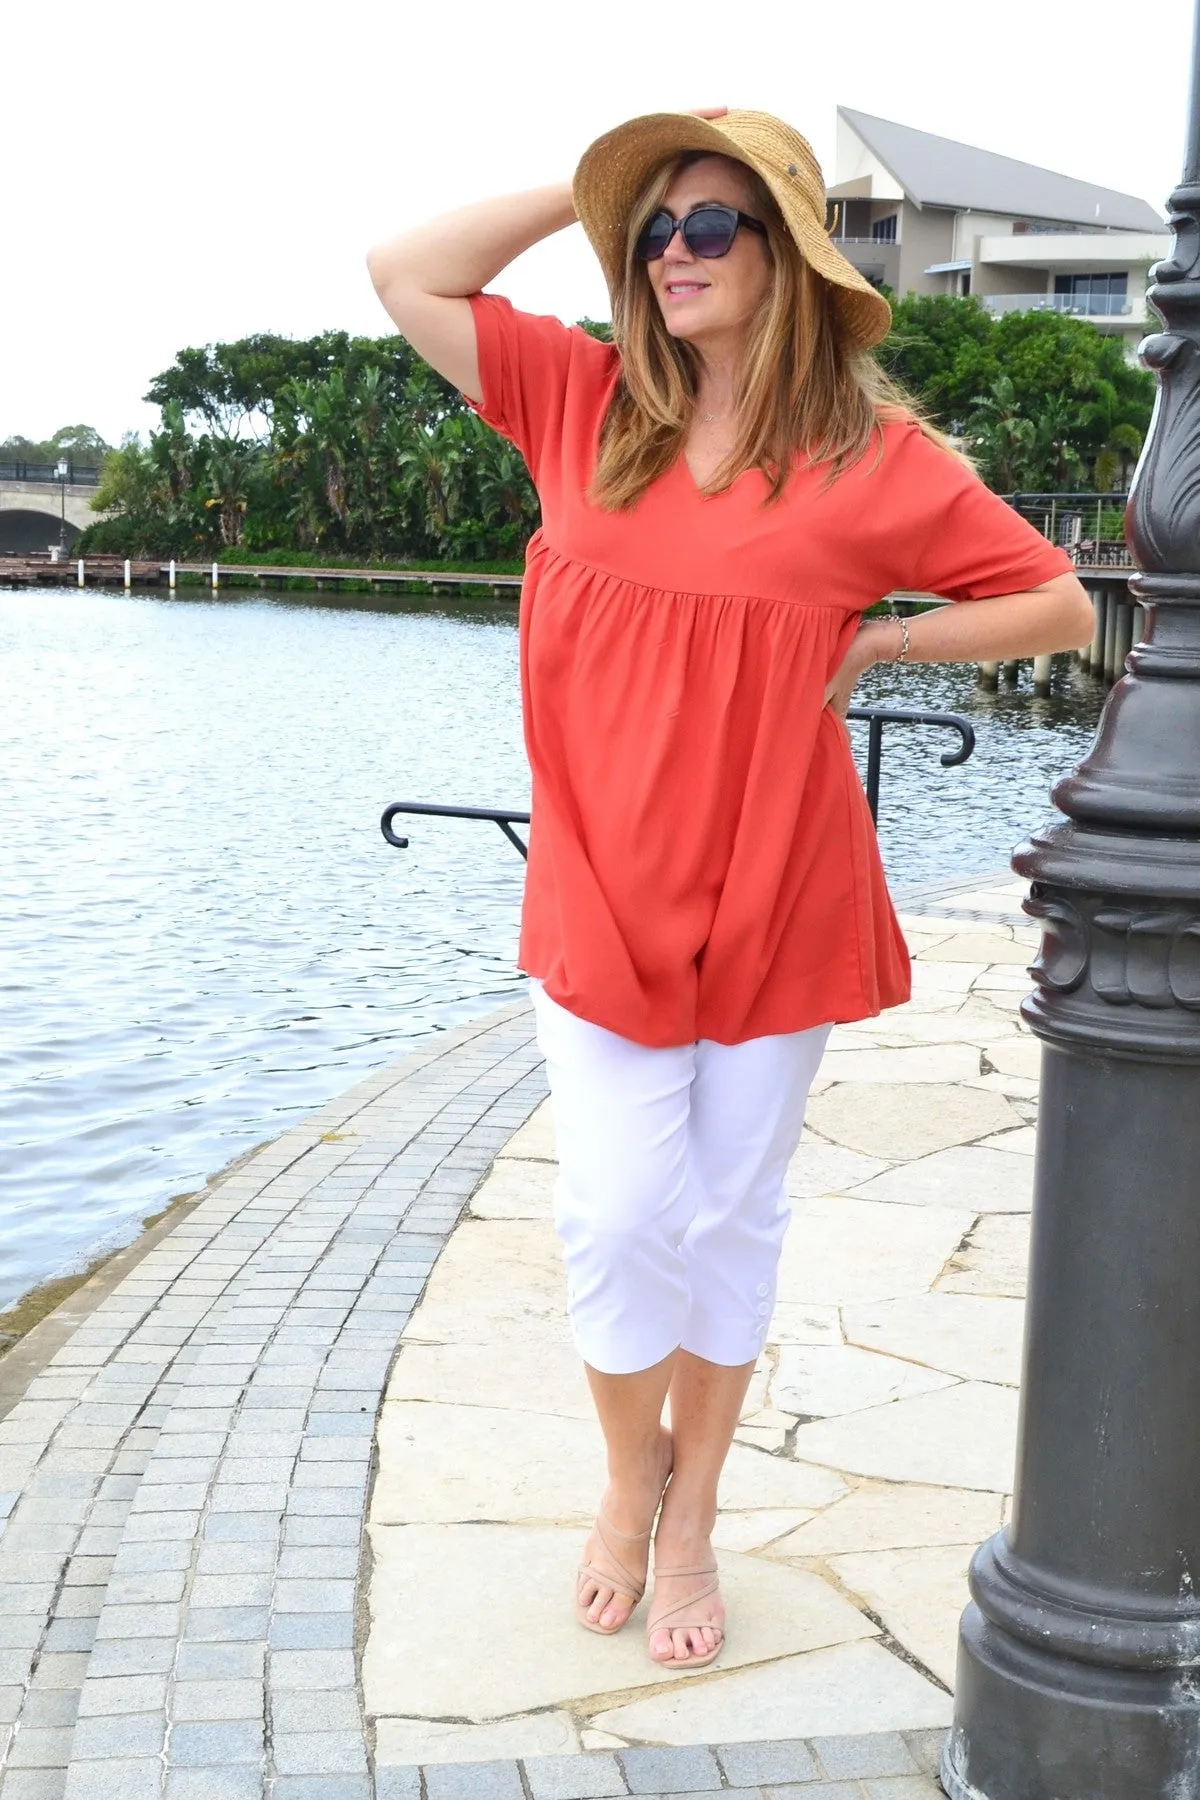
left=169, top=559, right=176, bottom=591
left=1033, top=652, right=1053, bottom=695
left=977, top=661, right=1000, bottom=691
left=77, top=558, right=85, bottom=589
left=211, top=562, right=219, bottom=591
left=123, top=558, right=131, bottom=591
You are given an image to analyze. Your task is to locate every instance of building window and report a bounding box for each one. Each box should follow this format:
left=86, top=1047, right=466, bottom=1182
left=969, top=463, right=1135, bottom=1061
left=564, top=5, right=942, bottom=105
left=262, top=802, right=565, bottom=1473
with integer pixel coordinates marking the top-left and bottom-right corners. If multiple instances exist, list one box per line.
left=958, top=271, right=971, bottom=296
left=1054, top=272, right=1128, bottom=299
left=871, top=214, right=898, bottom=243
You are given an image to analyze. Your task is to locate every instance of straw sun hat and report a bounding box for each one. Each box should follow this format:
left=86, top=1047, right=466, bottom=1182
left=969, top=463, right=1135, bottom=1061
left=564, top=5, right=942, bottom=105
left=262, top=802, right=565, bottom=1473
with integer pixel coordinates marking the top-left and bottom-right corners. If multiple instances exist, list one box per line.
left=572, top=109, right=893, bottom=351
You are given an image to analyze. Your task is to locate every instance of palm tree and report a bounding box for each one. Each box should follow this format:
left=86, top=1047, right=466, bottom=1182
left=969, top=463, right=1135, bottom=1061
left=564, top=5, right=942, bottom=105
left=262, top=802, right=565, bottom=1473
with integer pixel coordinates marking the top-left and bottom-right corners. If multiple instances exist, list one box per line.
left=966, top=375, right=1036, bottom=491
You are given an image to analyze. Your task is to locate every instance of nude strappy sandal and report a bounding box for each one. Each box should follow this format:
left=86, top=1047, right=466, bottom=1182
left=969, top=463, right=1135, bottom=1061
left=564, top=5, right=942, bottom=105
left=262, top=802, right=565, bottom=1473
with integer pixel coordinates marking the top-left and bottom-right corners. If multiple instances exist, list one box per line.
left=576, top=1508, right=654, bottom=1635
left=646, top=1561, right=725, bottom=1669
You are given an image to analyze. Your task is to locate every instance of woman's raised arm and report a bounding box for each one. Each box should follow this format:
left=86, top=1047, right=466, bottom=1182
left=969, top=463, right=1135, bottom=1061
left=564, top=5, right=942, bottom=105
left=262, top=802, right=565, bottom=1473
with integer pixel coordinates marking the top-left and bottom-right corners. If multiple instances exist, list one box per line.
left=366, top=184, right=578, bottom=402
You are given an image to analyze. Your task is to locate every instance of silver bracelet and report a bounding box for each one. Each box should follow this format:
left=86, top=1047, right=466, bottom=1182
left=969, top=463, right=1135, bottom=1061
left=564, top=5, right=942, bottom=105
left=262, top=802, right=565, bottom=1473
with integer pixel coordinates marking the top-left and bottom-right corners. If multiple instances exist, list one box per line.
left=885, top=611, right=910, bottom=664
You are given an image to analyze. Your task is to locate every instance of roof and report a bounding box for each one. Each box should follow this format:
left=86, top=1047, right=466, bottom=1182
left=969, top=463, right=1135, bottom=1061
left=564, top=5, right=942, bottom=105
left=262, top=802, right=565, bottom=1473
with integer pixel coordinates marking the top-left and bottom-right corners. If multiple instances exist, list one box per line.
left=836, top=107, right=1164, bottom=232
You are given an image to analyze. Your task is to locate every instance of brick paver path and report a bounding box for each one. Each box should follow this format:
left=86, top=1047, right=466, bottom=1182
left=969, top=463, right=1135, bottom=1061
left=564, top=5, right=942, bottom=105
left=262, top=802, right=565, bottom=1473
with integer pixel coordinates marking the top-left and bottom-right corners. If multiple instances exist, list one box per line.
left=0, top=873, right=1036, bottom=1797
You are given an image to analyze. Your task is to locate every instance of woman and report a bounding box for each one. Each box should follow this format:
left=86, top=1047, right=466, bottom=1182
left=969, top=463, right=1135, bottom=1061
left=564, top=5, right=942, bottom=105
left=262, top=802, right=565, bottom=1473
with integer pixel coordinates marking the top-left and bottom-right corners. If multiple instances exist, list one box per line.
left=367, top=108, right=1091, bottom=1672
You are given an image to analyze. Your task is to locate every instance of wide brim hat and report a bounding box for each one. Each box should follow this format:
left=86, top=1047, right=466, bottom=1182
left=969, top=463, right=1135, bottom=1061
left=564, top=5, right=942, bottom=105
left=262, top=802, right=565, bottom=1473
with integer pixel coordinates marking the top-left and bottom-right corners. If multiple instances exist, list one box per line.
left=573, top=109, right=892, bottom=351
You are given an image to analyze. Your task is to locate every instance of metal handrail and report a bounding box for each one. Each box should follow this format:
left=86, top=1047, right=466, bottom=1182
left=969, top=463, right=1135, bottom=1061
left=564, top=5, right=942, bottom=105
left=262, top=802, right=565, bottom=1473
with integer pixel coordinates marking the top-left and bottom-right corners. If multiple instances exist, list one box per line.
left=0, top=460, right=102, bottom=485
left=379, top=706, right=976, bottom=857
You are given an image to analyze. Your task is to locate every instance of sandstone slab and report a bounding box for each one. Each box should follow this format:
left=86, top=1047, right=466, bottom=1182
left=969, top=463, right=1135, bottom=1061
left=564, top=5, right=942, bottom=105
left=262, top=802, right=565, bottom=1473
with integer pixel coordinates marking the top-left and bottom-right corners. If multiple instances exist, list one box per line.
left=588, top=1639, right=951, bottom=1742
left=770, top=1344, right=956, bottom=1418
left=806, top=1083, right=1021, bottom=1161
left=791, top=1381, right=1019, bottom=1492
left=786, top=1139, right=891, bottom=1198
left=384, top=1339, right=595, bottom=1420
left=375, top=1714, right=579, bottom=1763
left=401, top=1218, right=569, bottom=1348
left=364, top=1524, right=873, bottom=1722
left=471, top=1159, right=556, bottom=1219
left=816, top=1045, right=982, bottom=1086
left=777, top=1196, right=974, bottom=1306
left=937, top=1213, right=1030, bottom=1299
left=843, top=1294, right=1023, bottom=1386
left=829, top=1543, right=977, bottom=1688
left=372, top=1401, right=605, bottom=1526
left=498, top=1099, right=556, bottom=1161
left=768, top=1483, right=1002, bottom=1557
left=847, top=1145, right=1033, bottom=1213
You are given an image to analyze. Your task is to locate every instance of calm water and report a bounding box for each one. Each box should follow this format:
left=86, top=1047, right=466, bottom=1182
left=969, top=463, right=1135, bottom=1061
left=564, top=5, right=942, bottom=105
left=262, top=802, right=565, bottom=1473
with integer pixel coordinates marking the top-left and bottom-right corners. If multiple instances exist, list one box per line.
left=0, top=584, right=1104, bottom=1308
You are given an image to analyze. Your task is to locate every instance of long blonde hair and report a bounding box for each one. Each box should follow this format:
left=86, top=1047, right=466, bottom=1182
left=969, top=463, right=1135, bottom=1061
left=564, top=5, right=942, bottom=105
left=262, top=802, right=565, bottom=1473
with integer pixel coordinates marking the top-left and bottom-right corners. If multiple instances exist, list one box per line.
left=590, top=152, right=964, bottom=511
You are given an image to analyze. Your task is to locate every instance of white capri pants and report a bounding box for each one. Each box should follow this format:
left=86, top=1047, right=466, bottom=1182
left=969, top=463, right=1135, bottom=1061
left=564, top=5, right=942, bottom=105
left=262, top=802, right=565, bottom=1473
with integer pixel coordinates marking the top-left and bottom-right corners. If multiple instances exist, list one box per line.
left=531, top=982, right=831, bottom=1375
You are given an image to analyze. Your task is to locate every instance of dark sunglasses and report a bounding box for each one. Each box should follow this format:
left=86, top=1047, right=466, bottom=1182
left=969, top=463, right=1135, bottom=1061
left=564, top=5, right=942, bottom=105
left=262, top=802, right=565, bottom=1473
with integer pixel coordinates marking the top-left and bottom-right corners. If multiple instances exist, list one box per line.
left=635, top=204, right=768, bottom=262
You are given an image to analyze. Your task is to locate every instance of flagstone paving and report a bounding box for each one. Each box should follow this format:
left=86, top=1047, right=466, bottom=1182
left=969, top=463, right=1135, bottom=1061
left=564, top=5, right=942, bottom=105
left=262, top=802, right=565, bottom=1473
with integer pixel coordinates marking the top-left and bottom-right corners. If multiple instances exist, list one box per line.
left=0, top=871, right=1041, bottom=1798
left=364, top=876, right=1039, bottom=1789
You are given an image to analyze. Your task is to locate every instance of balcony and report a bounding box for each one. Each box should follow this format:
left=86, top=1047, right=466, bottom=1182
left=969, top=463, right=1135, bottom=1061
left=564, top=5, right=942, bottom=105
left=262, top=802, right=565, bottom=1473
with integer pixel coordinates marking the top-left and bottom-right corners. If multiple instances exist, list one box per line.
left=980, top=292, right=1136, bottom=320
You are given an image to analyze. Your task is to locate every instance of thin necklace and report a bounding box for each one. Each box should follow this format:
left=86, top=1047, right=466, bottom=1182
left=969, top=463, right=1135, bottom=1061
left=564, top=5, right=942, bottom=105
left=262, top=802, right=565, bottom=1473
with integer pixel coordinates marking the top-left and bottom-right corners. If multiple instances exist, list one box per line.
left=698, top=408, right=731, bottom=423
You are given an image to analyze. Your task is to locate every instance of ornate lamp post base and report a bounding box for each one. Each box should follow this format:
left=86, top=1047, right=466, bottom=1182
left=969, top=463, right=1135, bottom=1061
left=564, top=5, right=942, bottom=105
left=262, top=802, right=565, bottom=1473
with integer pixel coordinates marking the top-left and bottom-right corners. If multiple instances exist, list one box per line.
left=941, top=17, right=1200, bottom=1779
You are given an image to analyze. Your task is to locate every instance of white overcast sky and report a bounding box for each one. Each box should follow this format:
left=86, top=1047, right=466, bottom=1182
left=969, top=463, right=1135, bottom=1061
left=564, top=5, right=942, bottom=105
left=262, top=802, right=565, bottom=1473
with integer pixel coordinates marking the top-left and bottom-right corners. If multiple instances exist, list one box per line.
left=4, top=0, right=1191, bottom=446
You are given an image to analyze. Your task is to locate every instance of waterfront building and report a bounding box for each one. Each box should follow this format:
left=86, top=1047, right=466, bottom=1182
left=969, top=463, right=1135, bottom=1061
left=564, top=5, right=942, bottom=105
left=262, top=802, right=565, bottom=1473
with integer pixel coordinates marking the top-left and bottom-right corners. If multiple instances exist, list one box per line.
left=828, top=107, right=1168, bottom=354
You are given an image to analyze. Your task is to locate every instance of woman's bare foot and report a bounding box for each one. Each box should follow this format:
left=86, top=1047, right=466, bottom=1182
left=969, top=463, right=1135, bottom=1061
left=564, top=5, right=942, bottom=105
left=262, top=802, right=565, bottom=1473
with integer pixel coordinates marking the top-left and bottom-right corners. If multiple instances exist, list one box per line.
left=578, top=1425, right=673, bottom=1632
left=647, top=1480, right=724, bottom=1664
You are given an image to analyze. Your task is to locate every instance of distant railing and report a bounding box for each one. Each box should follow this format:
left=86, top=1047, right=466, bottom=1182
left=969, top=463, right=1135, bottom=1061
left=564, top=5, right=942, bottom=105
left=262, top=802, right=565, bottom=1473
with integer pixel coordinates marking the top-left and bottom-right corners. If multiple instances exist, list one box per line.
left=981, top=292, right=1134, bottom=320
left=828, top=236, right=899, bottom=248
left=0, top=461, right=102, bottom=485
left=1003, top=491, right=1135, bottom=569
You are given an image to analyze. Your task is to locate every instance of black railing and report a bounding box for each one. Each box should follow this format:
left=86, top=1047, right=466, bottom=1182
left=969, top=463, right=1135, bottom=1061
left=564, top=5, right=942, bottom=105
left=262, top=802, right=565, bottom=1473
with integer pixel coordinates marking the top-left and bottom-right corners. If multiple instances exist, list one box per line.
left=0, top=461, right=102, bottom=485
left=380, top=706, right=976, bottom=859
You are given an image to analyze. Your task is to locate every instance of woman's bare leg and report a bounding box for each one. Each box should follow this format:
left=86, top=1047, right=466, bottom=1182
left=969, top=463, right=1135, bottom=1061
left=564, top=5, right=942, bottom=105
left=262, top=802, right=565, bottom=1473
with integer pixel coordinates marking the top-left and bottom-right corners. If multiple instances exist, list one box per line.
left=649, top=1350, right=756, bottom=1661
left=579, top=1351, right=678, bottom=1630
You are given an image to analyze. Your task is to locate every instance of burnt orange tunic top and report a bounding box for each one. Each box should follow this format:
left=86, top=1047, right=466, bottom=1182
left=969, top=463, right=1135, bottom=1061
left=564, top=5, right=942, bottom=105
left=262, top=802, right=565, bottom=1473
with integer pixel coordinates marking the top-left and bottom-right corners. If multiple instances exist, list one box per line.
left=466, top=293, right=1072, bottom=1048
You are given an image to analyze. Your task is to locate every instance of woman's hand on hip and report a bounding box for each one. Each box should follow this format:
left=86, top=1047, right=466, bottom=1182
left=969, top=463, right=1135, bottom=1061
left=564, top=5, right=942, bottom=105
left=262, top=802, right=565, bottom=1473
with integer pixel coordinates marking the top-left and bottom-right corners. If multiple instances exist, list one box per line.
left=823, top=619, right=901, bottom=718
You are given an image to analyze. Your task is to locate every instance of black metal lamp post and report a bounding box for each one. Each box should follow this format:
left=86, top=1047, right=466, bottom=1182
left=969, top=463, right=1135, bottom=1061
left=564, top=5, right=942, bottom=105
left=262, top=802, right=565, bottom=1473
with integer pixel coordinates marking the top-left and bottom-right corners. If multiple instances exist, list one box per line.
left=55, top=456, right=69, bottom=557
left=942, top=8, right=1200, bottom=1796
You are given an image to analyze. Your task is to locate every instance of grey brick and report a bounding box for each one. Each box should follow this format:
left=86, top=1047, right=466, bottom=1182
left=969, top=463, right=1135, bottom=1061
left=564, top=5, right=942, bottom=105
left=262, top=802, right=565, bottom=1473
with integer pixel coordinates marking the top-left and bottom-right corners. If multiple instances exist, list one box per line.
left=620, top=1749, right=722, bottom=1795
left=194, top=1542, right=274, bottom=1576
left=862, top=1782, right=942, bottom=1799
left=275, top=1547, right=358, bottom=1579
left=6, top=1726, right=75, bottom=1766
left=121, top=1513, right=202, bottom=1544
left=60, top=1760, right=164, bottom=1799
left=53, top=1586, right=106, bottom=1619
left=717, top=1744, right=820, bottom=1787
left=27, top=1653, right=89, bottom=1691
left=164, top=1770, right=263, bottom=1799
left=201, top=1513, right=280, bottom=1543
left=167, top=1719, right=263, bottom=1765
left=174, top=1644, right=264, bottom=1681
left=268, top=1613, right=353, bottom=1650
left=110, top=1544, right=192, bottom=1577
left=43, top=1619, right=97, bottom=1653
left=208, top=1483, right=288, bottom=1514
left=901, top=1732, right=946, bottom=1780
left=270, top=1780, right=371, bottom=1800
left=269, top=1689, right=360, bottom=1733
left=812, top=1736, right=917, bottom=1781
left=285, top=1488, right=361, bottom=1518
left=84, top=1641, right=175, bottom=1680
left=78, top=1677, right=169, bottom=1717
left=272, top=1579, right=355, bottom=1613
left=268, top=1650, right=355, bottom=1689
left=764, top=1788, right=859, bottom=1800
left=272, top=1731, right=367, bottom=1775
left=188, top=1574, right=272, bottom=1609
left=181, top=1607, right=269, bottom=1642
left=281, top=1517, right=360, bottom=1548
left=16, top=1689, right=79, bottom=1728
left=170, top=1680, right=262, bottom=1722
left=103, top=1573, right=187, bottom=1607
left=424, top=1763, right=524, bottom=1800
left=71, top=1713, right=166, bottom=1759
left=1, top=1769, right=69, bottom=1799
left=94, top=1604, right=181, bottom=1640
left=374, top=1771, right=421, bottom=1800
left=523, top=1752, right=627, bottom=1800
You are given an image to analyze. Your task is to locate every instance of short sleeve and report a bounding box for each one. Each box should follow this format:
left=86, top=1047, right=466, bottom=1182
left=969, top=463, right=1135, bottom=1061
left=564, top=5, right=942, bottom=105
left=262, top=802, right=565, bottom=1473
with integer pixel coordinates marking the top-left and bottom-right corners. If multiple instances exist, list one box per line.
left=465, top=292, right=591, bottom=488
left=888, top=423, right=1075, bottom=601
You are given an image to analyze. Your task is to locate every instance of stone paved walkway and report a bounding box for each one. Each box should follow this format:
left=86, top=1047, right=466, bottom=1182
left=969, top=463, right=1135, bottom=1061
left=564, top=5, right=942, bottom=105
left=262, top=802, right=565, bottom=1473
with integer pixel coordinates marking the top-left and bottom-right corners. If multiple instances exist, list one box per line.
left=0, top=872, right=1039, bottom=1799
